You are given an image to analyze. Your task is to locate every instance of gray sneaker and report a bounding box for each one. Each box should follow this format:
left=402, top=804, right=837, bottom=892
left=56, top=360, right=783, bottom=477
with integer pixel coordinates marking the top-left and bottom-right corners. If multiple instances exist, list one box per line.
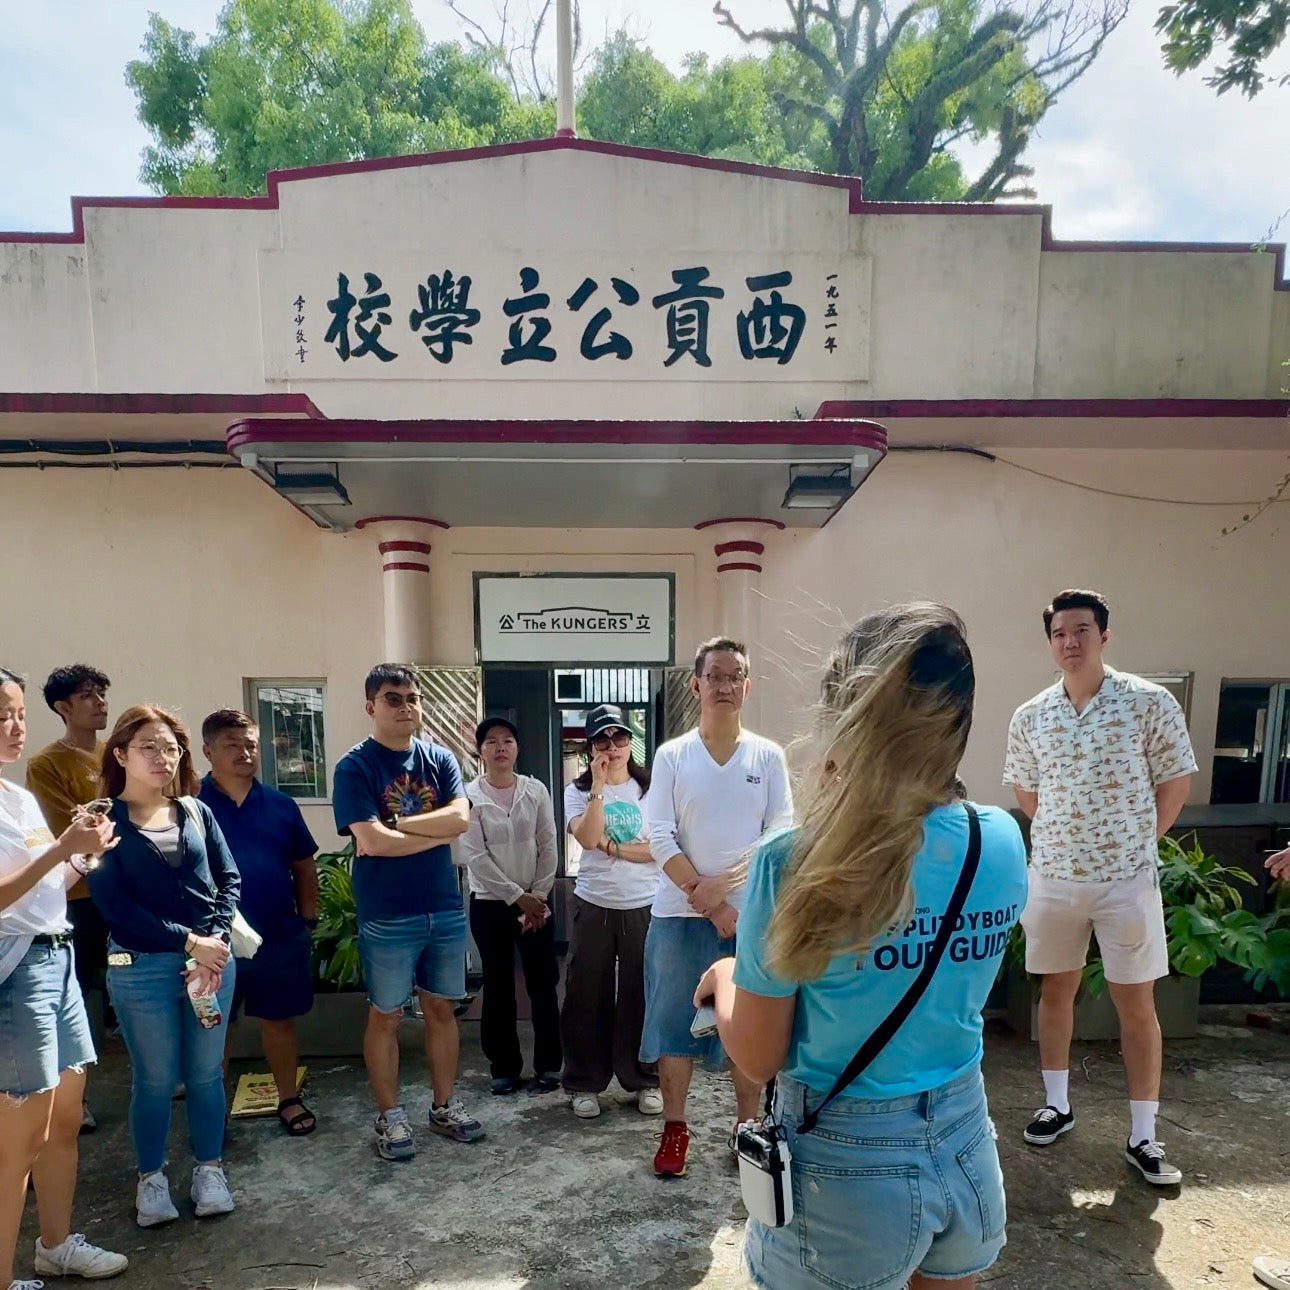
left=374, top=1108, right=417, bottom=1161
left=134, top=1171, right=179, bottom=1228
left=190, top=1164, right=235, bottom=1217
left=34, top=1231, right=129, bottom=1278
left=428, top=1098, right=485, bottom=1142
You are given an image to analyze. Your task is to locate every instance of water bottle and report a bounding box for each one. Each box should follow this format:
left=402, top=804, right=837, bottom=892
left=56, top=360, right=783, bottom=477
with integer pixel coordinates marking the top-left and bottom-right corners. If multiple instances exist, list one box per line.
left=185, top=958, right=222, bottom=1029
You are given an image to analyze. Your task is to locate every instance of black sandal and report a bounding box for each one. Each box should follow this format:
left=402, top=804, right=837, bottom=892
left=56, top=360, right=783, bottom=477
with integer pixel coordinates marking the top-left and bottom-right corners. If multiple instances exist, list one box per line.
left=276, top=1096, right=317, bottom=1136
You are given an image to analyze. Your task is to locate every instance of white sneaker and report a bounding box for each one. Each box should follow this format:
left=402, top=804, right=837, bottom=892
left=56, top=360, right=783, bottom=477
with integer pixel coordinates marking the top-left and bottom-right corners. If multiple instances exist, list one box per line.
left=571, top=1093, right=601, bottom=1119
left=134, top=1171, right=178, bottom=1228
left=636, top=1088, right=664, bottom=1116
left=190, top=1164, right=235, bottom=1217
left=374, top=1108, right=417, bottom=1160
left=1253, top=1256, right=1290, bottom=1290
left=8, top=1279, right=46, bottom=1289
left=34, top=1232, right=129, bottom=1279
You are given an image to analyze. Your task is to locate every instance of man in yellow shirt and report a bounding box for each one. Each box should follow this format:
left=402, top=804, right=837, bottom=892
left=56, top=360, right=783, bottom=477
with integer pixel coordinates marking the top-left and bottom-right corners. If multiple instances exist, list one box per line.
left=26, top=663, right=112, bottom=1132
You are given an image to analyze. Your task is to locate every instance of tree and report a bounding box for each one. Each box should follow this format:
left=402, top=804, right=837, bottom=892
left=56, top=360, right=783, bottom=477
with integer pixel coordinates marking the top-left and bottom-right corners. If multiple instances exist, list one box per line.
left=1156, top=1, right=1289, bottom=96
left=711, top=0, right=1129, bottom=199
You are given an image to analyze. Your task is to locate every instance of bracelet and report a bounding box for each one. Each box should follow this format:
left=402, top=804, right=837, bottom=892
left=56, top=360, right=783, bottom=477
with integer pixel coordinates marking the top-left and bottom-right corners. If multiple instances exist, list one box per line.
left=66, top=856, right=90, bottom=877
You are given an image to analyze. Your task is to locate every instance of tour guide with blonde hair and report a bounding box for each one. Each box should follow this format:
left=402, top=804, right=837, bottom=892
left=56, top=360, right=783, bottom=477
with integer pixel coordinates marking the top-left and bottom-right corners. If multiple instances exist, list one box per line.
left=696, top=605, right=1027, bottom=1290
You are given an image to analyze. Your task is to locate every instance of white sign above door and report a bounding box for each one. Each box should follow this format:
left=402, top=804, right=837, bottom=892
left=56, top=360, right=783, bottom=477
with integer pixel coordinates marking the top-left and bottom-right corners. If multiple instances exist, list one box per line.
left=475, top=574, right=674, bottom=665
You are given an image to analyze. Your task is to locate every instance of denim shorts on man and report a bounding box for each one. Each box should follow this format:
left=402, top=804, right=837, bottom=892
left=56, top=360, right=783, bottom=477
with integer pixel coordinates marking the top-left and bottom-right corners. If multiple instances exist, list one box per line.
left=0, top=940, right=96, bottom=1098
left=640, top=916, right=733, bottom=1067
left=358, top=909, right=468, bottom=1013
left=745, top=1067, right=1006, bottom=1290
left=232, top=920, right=315, bottom=1022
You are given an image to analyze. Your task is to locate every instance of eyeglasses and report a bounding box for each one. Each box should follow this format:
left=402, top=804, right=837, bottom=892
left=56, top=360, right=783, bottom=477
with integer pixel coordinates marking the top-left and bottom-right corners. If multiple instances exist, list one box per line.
left=591, top=732, right=632, bottom=750
left=700, top=671, right=747, bottom=688
left=379, top=692, right=422, bottom=709
left=130, top=741, right=183, bottom=762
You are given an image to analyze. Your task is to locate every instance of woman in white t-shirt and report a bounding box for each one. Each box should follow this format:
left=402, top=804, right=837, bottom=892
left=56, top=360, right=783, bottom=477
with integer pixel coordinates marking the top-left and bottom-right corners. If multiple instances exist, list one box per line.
left=559, top=704, right=663, bottom=1119
left=0, top=668, right=127, bottom=1290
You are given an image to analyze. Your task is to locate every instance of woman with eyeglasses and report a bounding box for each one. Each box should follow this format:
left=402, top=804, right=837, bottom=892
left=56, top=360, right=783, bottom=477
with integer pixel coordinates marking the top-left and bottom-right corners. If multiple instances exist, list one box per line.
left=1, top=667, right=128, bottom=1290
left=560, top=704, right=663, bottom=1119
left=86, top=705, right=241, bottom=1229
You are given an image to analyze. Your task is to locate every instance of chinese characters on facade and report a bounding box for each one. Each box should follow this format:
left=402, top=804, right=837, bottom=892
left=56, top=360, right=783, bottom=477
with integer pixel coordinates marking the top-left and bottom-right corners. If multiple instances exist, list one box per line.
left=308, top=264, right=841, bottom=369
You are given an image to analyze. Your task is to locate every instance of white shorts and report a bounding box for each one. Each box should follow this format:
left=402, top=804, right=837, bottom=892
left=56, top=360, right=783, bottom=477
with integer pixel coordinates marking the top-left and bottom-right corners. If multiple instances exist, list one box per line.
left=1021, top=868, right=1168, bottom=985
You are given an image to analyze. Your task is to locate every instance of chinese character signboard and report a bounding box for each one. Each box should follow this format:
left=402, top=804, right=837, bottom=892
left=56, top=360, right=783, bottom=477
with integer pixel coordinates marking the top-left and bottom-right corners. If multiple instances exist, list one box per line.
left=475, top=574, right=674, bottom=665
left=261, top=252, right=869, bottom=382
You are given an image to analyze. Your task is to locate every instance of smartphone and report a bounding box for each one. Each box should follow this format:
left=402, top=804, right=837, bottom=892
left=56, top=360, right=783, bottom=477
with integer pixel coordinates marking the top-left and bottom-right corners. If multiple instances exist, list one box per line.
left=690, top=1003, right=718, bottom=1038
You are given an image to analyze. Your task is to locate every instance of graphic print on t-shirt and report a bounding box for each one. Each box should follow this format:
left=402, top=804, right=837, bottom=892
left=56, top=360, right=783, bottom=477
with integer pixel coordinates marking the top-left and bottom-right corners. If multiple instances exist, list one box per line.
left=383, top=773, right=440, bottom=820
left=603, top=799, right=643, bottom=845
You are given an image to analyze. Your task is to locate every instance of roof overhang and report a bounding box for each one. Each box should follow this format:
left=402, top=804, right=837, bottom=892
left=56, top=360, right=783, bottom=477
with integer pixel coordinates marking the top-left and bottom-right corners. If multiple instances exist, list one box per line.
left=225, top=417, right=889, bottom=530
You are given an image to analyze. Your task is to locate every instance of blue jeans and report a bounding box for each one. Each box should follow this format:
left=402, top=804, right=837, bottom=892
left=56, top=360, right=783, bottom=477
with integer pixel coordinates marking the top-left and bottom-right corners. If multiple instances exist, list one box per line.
left=107, top=947, right=235, bottom=1174
left=640, top=915, right=733, bottom=1067
left=357, top=909, right=467, bottom=1013
left=746, top=1066, right=1006, bottom=1290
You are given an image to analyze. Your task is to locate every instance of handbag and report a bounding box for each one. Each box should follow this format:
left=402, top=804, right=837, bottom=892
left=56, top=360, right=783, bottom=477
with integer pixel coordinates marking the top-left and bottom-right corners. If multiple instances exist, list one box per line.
left=739, top=802, right=984, bottom=1228
left=177, top=796, right=262, bottom=959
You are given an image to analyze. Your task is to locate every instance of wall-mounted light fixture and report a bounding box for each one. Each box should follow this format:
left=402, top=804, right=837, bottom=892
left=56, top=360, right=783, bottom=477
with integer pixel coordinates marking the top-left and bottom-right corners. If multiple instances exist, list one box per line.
left=781, top=462, right=853, bottom=510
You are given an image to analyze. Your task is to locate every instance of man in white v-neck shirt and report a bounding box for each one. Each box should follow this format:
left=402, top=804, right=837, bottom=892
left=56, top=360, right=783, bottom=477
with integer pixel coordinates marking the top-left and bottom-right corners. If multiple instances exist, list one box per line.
left=642, top=636, right=793, bottom=1179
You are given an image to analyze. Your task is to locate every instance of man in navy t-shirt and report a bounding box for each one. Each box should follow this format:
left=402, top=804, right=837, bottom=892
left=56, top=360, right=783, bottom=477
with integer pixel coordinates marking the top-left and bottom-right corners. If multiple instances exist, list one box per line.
left=331, top=664, right=484, bottom=1160
left=199, top=709, right=319, bottom=1135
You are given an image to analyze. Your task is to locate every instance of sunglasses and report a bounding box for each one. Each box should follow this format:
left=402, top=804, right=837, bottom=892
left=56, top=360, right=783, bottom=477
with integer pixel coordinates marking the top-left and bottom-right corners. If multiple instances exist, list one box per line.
left=591, top=732, right=632, bottom=750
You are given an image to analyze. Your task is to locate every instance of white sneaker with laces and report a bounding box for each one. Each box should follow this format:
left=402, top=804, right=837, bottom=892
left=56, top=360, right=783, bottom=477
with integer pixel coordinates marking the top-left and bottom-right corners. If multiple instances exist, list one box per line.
left=636, top=1088, right=663, bottom=1116
left=571, top=1093, right=601, bottom=1119
left=190, top=1163, right=235, bottom=1217
left=375, top=1108, right=417, bottom=1160
left=34, top=1232, right=128, bottom=1279
left=1253, top=1256, right=1290, bottom=1290
left=8, top=1279, right=46, bottom=1290
left=134, top=1171, right=179, bottom=1228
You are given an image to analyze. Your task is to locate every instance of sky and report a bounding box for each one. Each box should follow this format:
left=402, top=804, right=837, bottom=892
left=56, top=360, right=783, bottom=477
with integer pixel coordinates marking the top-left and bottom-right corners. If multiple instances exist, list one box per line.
left=0, top=0, right=1286, bottom=251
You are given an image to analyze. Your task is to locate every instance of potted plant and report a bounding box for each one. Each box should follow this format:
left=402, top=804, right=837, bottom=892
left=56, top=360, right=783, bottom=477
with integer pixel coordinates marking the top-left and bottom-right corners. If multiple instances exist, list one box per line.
left=1006, top=833, right=1290, bottom=1041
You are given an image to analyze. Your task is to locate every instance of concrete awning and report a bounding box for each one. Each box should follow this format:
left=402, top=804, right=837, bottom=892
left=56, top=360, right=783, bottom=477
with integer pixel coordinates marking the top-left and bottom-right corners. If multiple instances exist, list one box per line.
left=225, top=417, right=889, bottom=529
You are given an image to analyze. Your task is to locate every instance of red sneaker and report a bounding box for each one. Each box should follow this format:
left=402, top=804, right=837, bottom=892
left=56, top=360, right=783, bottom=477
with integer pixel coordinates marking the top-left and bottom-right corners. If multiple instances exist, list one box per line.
left=653, top=1120, right=690, bottom=1178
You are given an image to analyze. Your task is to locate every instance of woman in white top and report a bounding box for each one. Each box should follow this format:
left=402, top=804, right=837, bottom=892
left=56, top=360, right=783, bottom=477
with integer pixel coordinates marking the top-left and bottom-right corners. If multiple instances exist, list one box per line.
left=559, top=704, right=662, bottom=1119
left=0, top=668, right=127, bottom=1290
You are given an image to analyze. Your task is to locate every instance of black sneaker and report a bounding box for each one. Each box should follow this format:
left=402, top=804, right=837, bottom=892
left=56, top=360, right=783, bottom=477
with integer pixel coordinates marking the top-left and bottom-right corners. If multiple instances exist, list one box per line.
left=1023, top=1105, right=1075, bottom=1145
left=490, top=1076, right=522, bottom=1096
left=1125, top=1138, right=1182, bottom=1185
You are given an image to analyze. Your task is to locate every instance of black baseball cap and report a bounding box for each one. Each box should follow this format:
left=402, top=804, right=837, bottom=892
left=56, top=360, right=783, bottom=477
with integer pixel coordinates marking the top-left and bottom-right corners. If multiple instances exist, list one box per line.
left=585, top=704, right=630, bottom=741
left=475, top=715, right=519, bottom=748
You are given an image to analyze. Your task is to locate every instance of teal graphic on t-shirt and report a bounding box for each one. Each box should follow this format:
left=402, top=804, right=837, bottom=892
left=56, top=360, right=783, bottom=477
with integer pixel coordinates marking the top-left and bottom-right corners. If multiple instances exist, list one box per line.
left=603, top=799, right=644, bottom=845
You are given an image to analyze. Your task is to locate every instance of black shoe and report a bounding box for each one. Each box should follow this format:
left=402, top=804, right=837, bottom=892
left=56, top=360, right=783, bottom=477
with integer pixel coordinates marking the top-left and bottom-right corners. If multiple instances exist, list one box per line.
left=1125, top=1138, right=1182, bottom=1185
left=526, top=1072, right=561, bottom=1095
left=490, top=1076, right=522, bottom=1096
left=1023, top=1105, right=1075, bottom=1145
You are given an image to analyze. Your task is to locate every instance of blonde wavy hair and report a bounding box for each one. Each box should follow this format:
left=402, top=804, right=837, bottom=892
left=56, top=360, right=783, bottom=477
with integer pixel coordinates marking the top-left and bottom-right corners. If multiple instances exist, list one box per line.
left=766, top=603, right=975, bottom=982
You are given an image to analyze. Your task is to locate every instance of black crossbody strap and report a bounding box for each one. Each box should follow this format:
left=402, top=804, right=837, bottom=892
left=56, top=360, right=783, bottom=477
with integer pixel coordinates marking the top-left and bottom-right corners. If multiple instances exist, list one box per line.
left=789, top=802, right=983, bottom=1135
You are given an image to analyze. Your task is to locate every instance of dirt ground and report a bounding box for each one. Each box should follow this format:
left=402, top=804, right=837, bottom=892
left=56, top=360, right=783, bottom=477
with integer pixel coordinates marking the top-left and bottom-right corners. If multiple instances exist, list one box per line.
left=20, top=1006, right=1289, bottom=1290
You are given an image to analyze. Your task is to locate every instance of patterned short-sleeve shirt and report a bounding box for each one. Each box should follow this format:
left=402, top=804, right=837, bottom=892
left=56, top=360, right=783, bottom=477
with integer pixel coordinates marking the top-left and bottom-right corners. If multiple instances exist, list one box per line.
left=1003, top=667, right=1197, bottom=882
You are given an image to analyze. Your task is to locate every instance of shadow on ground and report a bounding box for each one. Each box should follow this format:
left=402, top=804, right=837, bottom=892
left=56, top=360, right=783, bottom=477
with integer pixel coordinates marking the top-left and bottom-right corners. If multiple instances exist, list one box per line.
left=20, top=1006, right=1289, bottom=1289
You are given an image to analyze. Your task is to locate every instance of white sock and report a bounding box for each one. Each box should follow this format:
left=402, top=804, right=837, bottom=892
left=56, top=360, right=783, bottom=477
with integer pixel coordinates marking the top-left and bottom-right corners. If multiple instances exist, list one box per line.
left=1041, top=1069, right=1070, bottom=1114
left=1129, top=1099, right=1158, bottom=1146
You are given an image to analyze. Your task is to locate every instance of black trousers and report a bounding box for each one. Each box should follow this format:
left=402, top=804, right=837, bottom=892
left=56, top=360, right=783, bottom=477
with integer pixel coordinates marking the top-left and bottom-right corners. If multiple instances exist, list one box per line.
left=559, top=897, right=657, bottom=1094
left=468, top=895, right=563, bottom=1080
left=68, top=896, right=115, bottom=1028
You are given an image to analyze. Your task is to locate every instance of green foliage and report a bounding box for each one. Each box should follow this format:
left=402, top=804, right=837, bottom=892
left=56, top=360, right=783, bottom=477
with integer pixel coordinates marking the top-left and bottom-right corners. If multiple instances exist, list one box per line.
left=1156, top=0, right=1290, bottom=97
left=312, top=842, right=361, bottom=989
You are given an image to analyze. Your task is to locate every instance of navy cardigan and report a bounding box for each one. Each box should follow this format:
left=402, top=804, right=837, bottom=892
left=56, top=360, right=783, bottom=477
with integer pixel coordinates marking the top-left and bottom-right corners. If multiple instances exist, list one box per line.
left=87, top=797, right=241, bottom=955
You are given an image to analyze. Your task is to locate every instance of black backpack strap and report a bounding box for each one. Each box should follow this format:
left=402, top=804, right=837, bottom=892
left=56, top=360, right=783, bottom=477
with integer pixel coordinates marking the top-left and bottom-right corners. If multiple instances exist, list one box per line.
left=790, top=802, right=983, bottom=1135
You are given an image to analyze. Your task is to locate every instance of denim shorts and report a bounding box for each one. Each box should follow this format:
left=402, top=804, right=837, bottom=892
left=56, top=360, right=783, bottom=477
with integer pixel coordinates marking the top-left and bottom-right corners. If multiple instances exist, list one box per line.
left=639, top=915, right=734, bottom=1067
left=0, top=940, right=97, bottom=1098
left=358, top=909, right=468, bottom=1013
left=745, top=1066, right=1006, bottom=1290
left=232, top=921, right=315, bottom=1022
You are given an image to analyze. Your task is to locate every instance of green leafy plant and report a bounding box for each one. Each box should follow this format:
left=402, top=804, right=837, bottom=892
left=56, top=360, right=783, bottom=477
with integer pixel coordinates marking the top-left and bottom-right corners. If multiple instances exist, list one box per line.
left=312, top=842, right=361, bottom=989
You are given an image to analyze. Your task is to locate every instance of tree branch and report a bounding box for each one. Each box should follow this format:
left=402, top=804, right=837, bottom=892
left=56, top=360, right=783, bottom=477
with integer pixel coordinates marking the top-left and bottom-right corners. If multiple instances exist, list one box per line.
left=713, top=2, right=842, bottom=87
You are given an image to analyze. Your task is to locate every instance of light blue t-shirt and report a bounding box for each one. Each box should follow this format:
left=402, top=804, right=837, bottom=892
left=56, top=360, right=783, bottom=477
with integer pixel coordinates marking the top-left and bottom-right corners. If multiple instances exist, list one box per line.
left=734, top=803, right=1028, bottom=1099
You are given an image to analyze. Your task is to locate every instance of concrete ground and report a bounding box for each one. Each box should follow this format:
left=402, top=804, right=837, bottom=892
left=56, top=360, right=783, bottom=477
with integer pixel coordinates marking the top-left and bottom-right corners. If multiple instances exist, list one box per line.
left=20, top=1006, right=1289, bottom=1290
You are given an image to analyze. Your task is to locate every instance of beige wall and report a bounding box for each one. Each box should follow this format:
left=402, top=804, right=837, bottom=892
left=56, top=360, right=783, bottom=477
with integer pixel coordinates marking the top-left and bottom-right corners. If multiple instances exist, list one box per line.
left=4, top=445, right=1287, bottom=846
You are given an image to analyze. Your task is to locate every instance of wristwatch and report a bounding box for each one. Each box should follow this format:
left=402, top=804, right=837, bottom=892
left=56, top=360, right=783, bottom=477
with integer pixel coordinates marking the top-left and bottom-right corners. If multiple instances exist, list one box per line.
left=588, top=792, right=605, bottom=801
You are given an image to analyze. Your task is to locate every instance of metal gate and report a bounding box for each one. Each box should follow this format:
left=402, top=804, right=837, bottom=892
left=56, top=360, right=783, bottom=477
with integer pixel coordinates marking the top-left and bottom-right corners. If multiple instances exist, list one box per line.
left=660, top=666, right=700, bottom=742
left=410, top=666, right=483, bottom=781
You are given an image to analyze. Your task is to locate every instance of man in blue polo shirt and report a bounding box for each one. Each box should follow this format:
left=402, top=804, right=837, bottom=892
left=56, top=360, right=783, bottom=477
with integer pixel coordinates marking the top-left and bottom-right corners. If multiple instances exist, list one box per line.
left=332, top=664, right=484, bottom=1161
left=199, top=709, right=320, bottom=1135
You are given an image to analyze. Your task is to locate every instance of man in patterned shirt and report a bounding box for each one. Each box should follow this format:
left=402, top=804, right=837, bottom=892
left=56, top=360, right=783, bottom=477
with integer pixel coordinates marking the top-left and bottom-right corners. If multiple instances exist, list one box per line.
left=1004, top=589, right=1196, bottom=1186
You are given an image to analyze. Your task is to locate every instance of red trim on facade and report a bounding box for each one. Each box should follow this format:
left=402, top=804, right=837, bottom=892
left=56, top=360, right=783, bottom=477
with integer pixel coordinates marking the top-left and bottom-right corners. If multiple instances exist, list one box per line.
left=694, top=517, right=788, bottom=531
left=716, top=562, right=763, bottom=573
left=382, top=561, right=431, bottom=574
left=813, top=397, right=1290, bottom=420
left=355, top=515, right=451, bottom=531
left=0, top=391, right=325, bottom=418
left=378, top=540, right=432, bottom=556
left=226, top=419, right=889, bottom=454
left=713, top=540, right=765, bottom=557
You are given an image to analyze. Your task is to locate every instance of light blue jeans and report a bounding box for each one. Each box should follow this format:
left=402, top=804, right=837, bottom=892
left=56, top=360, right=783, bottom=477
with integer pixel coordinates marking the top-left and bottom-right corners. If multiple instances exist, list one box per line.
left=745, top=1066, right=1006, bottom=1290
left=107, top=946, right=235, bottom=1174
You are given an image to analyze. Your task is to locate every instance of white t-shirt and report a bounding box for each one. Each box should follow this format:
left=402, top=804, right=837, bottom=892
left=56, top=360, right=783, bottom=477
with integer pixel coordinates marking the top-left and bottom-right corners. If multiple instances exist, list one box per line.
left=0, top=781, right=67, bottom=936
left=647, top=729, right=794, bottom=918
left=563, top=779, right=658, bottom=910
